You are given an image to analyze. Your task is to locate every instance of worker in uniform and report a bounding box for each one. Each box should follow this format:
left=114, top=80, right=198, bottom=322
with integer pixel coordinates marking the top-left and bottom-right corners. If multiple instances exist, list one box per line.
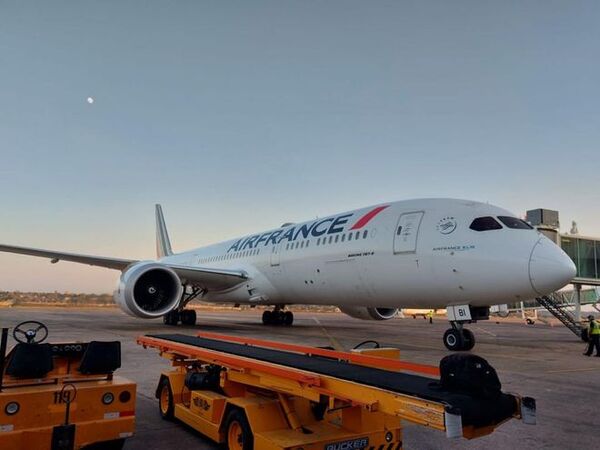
left=584, top=315, right=600, bottom=357
left=427, top=310, right=434, bottom=324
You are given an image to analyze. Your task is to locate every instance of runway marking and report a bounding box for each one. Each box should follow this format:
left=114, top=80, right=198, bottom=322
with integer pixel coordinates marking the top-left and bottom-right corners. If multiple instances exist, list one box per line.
left=473, top=326, right=497, bottom=337
left=312, top=317, right=345, bottom=351
left=545, top=367, right=600, bottom=374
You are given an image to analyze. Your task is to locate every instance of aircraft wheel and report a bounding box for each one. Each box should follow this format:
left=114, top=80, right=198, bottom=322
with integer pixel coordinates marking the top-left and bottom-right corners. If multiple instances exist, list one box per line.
left=274, top=310, right=285, bottom=325
left=225, top=409, right=253, bottom=450
left=262, top=310, right=273, bottom=325
left=443, top=328, right=464, bottom=351
left=158, top=378, right=174, bottom=420
left=283, top=311, right=294, bottom=326
left=461, top=329, right=476, bottom=351
left=163, top=311, right=179, bottom=326
left=181, top=310, right=196, bottom=326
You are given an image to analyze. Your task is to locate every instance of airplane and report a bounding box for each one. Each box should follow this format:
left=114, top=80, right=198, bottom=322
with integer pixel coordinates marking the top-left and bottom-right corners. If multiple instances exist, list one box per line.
left=0, top=198, right=576, bottom=351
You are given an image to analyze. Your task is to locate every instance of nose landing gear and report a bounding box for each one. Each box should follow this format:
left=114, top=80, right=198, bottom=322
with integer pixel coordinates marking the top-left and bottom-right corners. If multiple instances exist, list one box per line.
left=443, top=305, right=488, bottom=351
left=443, top=324, right=475, bottom=351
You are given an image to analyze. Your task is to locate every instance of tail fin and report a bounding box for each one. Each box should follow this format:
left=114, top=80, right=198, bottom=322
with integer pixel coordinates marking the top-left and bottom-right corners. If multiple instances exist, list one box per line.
left=155, top=204, right=173, bottom=258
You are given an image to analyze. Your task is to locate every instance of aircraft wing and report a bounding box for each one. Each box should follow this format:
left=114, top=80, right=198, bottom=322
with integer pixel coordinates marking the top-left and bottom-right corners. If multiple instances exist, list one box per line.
left=0, top=244, right=135, bottom=270
left=0, top=244, right=247, bottom=291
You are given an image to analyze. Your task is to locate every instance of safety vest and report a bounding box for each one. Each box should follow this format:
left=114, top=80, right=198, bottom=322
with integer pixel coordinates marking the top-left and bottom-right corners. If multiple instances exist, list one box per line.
left=590, top=320, right=600, bottom=335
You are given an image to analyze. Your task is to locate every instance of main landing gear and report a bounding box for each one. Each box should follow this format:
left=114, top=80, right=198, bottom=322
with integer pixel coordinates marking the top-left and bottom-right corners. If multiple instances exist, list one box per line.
left=443, top=323, right=475, bottom=351
left=163, top=309, right=197, bottom=326
left=262, top=307, right=294, bottom=326
left=163, top=285, right=205, bottom=327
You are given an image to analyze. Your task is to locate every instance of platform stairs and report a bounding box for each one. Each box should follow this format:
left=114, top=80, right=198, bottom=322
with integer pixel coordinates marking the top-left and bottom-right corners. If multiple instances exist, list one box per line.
left=536, top=292, right=583, bottom=339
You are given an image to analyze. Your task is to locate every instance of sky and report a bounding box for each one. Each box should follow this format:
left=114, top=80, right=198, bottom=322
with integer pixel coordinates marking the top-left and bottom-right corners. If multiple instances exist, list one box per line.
left=1, top=1, right=599, bottom=293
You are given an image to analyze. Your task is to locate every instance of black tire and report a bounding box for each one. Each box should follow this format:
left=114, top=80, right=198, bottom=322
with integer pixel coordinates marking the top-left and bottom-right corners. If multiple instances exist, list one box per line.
left=158, top=378, right=174, bottom=420
left=181, top=310, right=197, bottom=326
left=461, top=329, right=476, bottom=351
left=225, top=409, right=253, bottom=450
left=283, top=311, right=294, bottom=326
left=443, top=329, right=464, bottom=351
left=82, top=439, right=125, bottom=450
left=163, top=311, right=180, bottom=326
left=262, top=310, right=272, bottom=325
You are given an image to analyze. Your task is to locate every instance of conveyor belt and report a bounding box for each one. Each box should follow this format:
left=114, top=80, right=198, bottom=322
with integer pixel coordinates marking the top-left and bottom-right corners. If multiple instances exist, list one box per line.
left=149, top=334, right=517, bottom=428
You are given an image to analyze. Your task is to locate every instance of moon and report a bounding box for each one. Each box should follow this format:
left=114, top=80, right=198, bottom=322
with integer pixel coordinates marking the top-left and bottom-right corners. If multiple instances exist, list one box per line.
left=87, top=97, right=94, bottom=104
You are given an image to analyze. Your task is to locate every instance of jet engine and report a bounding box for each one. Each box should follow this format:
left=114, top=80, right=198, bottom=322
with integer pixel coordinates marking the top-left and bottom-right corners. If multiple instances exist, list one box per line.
left=338, top=306, right=399, bottom=321
left=114, top=261, right=183, bottom=318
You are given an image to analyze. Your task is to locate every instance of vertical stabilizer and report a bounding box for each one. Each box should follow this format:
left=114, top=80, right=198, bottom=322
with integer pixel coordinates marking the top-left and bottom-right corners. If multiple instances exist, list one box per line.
left=155, top=204, right=173, bottom=258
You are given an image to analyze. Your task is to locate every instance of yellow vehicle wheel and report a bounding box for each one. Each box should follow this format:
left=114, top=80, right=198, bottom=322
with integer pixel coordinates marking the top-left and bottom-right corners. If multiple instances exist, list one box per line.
left=225, top=409, right=253, bottom=450
left=158, top=378, right=174, bottom=420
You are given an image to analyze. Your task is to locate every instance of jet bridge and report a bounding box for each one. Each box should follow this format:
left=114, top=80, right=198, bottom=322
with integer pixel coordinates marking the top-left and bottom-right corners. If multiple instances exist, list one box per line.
left=138, top=332, right=535, bottom=449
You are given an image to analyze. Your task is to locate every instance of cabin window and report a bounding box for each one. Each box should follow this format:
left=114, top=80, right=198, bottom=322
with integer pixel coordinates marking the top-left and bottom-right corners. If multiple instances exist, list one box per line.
left=363, top=230, right=368, bottom=239
left=470, top=217, right=503, bottom=231
left=498, top=216, right=533, bottom=230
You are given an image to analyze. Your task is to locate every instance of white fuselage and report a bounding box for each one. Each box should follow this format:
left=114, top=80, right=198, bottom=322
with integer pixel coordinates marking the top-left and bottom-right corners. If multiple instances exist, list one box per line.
left=160, top=198, right=576, bottom=310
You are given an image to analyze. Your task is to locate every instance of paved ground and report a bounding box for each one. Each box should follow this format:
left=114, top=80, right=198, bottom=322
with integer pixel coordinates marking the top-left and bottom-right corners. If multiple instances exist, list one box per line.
left=0, top=307, right=598, bottom=449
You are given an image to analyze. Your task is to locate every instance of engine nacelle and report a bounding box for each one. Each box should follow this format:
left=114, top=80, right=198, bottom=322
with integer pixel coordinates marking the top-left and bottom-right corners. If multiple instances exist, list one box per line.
left=114, top=261, right=183, bottom=318
left=338, top=306, right=399, bottom=321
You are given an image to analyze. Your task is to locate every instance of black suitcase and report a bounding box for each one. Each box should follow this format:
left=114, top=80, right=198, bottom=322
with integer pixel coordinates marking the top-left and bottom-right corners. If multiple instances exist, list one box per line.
left=439, top=353, right=501, bottom=396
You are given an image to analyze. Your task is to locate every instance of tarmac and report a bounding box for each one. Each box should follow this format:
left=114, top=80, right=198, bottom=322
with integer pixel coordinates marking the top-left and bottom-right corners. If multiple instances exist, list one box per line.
left=0, top=307, right=598, bottom=450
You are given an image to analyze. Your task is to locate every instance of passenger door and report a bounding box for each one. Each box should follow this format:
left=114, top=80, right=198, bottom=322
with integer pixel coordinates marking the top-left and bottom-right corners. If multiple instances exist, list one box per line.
left=393, top=211, right=424, bottom=254
left=270, top=242, right=282, bottom=266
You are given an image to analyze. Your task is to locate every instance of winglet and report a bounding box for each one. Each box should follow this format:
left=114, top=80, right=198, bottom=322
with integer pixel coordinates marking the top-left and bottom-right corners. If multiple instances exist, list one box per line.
left=155, top=204, right=173, bottom=258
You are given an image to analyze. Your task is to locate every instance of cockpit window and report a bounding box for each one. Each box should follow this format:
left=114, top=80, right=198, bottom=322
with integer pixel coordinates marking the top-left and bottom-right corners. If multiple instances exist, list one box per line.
left=498, top=216, right=533, bottom=230
left=469, top=216, right=503, bottom=231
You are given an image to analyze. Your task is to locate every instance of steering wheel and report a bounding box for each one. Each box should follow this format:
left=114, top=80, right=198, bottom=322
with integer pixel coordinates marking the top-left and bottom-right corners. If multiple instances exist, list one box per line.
left=60, top=383, right=77, bottom=404
left=353, top=340, right=381, bottom=350
left=13, top=321, right=49, bottom=344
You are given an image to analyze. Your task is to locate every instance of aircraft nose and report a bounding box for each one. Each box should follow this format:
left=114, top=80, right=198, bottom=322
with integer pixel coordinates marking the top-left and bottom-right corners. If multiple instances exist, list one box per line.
left=529, top=237, right=576, bottom=295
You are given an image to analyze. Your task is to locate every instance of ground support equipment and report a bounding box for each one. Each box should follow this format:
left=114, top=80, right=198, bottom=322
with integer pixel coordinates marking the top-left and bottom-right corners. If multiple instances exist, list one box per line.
left=138, top=331, right=535, bottom=449
left=0, top=323, right=135, bottom=450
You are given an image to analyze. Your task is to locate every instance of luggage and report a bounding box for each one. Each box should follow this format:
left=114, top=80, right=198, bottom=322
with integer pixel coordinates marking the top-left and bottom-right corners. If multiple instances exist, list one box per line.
left=439, top=353, right=501, bottom=396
